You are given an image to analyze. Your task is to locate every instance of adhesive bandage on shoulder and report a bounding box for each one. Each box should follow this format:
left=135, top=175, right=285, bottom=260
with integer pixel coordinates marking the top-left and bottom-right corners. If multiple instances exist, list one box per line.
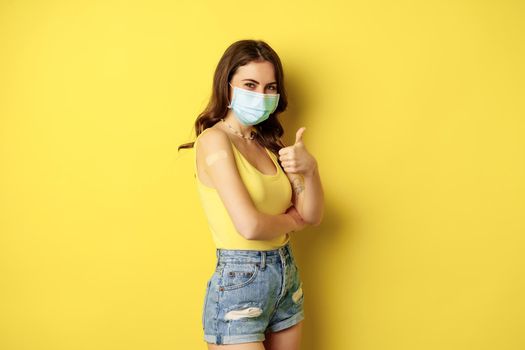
left=205, top=149, right=228, bottom=167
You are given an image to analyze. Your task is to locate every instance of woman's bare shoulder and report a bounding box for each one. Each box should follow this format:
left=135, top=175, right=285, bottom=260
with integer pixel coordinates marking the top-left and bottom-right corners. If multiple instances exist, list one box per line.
left=196, top=125, right=230, bottom=149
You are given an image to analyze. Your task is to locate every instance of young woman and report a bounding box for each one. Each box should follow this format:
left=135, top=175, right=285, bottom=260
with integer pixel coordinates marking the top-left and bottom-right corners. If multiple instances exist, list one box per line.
left=179, top=39, right=324, bottom=349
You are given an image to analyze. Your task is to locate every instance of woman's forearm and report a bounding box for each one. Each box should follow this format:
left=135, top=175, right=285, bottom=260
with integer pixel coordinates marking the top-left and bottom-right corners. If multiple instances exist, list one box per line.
left=247, top=212, right=297, bottom=240
left=297, top=163, right=324, bottom=226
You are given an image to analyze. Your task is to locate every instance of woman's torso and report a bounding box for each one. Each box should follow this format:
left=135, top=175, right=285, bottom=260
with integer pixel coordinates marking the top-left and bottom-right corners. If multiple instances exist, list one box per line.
left=194, top=126, right=293, bottom=250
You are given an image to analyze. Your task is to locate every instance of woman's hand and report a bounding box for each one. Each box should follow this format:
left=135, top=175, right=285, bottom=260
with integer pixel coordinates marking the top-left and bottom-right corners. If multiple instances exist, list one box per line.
left=278, top=127, right=318, bottom=177
left=286, top=205, right=308, bottom=232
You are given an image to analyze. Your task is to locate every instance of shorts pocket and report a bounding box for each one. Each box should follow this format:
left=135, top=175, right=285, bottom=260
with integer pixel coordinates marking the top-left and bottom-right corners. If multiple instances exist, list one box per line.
left=220, top=263, right=259, bottom=291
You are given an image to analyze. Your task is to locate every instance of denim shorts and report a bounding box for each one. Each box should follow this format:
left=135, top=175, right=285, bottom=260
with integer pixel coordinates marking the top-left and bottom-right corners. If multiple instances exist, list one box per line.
left=201, top=242, right=305, bottom=345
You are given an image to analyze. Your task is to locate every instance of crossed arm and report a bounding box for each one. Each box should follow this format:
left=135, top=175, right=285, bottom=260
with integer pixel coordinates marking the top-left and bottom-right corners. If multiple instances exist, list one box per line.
left=196, top=128, right=302, bottom=241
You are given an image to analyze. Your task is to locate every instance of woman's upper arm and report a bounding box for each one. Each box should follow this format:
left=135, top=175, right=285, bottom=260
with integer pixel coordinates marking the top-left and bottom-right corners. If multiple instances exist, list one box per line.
left=196, top=129, right=259, bottom=239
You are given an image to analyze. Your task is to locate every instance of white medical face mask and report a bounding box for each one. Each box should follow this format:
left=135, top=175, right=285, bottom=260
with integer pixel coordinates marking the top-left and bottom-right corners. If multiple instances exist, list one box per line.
left=227, top=83, right=280, bottom=125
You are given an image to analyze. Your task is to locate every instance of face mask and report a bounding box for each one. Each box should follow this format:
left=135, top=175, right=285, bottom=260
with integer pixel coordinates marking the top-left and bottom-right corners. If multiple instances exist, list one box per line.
left=227, top=83, right=280, bottom=125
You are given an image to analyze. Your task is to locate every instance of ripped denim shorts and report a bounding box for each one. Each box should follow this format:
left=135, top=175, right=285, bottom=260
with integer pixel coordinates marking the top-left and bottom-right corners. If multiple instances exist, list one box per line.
left=201, top=242, right=305, bottom=345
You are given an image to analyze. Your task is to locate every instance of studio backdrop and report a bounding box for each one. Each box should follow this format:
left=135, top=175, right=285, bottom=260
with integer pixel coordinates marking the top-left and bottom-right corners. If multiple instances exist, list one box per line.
left=1, top=0, right=524, bottom=349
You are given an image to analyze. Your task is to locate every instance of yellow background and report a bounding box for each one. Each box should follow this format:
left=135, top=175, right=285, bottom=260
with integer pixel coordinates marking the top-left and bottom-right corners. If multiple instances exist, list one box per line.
left=1, top=0, right=524, bottom=349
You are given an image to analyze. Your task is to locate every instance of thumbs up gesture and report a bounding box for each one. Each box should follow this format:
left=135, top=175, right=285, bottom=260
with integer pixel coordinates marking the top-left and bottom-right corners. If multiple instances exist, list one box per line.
left=278, top=127, right=318, bottom=177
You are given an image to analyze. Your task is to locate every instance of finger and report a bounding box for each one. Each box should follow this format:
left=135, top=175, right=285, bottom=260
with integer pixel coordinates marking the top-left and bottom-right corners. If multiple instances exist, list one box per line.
left=279, top=154, right=294, bottom=162
left=281, top=160, right=292, bottom=168
left=284, top=166, right=298, bottom=174
left=278, top=146, right=293, bottom=156
left=294, top=127, right=306, bottom=145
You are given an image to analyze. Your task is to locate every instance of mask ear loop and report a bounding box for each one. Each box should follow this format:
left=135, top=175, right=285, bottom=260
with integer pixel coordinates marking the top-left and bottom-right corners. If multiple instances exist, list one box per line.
left=227, top=82, right=234, bottom=109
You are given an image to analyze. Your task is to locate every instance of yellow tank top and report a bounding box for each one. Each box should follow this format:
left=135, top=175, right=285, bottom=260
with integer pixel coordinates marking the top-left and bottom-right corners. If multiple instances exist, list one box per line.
left=194, top=128, right=292, bottom=250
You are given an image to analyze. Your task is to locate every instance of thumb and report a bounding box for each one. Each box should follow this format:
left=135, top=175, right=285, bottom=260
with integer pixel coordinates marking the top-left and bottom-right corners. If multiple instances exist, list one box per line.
left=294, top=127, right=306, bottom=145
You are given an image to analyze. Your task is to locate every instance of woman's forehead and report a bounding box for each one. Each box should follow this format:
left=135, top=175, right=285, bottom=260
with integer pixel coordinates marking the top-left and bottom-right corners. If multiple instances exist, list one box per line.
left=234, top=61, right=276, bottom=81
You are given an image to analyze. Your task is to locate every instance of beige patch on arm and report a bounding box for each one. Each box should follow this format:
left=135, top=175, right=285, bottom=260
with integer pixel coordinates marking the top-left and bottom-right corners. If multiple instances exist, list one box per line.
left=205, top=149, right=228, bottom=167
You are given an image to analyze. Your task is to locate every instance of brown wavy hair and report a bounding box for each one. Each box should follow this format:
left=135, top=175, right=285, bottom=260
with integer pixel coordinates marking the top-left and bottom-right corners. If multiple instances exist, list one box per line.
left=177, top=39, right=288, bottom=158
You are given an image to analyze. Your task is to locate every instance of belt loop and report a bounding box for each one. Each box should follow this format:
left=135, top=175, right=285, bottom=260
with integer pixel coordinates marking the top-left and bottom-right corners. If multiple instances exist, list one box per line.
left=260, top=251, right=266, bottom=270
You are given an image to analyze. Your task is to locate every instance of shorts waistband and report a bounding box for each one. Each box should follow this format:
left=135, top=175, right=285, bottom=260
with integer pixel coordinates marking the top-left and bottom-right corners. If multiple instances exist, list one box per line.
left=215, top=243, right=293, bottom=269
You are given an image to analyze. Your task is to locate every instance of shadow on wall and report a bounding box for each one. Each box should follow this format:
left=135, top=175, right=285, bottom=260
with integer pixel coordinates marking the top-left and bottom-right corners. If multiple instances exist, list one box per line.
left=291, top=192, right=358, bottom=349
left=279, top=64, right=361, bottom=349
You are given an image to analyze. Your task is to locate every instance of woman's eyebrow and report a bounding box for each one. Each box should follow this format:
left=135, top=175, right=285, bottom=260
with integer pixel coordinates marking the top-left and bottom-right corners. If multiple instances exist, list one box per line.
left=241, top=79, right=277, bottom=85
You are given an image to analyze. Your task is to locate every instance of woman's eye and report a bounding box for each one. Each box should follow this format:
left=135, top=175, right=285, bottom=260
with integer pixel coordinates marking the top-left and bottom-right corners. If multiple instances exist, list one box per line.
left=245, top=83, right=255, bottom=88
